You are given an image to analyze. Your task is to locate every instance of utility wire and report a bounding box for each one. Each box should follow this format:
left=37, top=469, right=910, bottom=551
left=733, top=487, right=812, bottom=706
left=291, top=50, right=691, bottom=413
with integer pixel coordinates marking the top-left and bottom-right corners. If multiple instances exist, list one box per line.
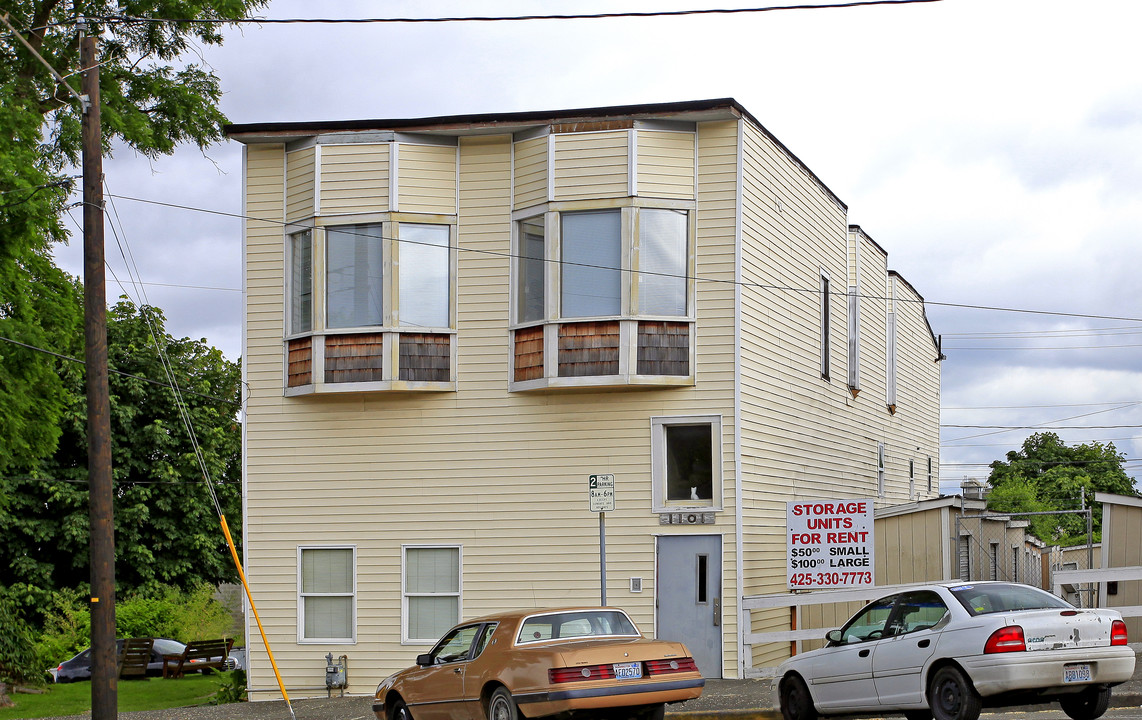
left=0, top=334, right=238, bottom=406
left=72, top=1, right=944, bottom=28
left=104, top=192, right=1142, bottom=326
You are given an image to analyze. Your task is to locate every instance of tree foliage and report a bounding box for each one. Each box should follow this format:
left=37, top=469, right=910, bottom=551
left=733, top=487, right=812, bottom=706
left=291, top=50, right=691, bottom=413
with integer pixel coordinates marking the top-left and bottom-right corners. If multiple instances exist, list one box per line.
left=0, top=0, right=266, bottom=473
left=987, top=432, right=1137, bottom=545
left=0, top=0, right=262, bottom=619
left=0, top=300, right=242, bottom=616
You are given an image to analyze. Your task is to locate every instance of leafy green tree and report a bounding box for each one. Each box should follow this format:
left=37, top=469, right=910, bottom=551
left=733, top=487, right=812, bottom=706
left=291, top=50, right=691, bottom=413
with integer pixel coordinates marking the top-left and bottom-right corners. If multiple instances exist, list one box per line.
left=987, top=432, right=1137, bottom=545
left=1, top=0, right=266, bottom=472
left=0, top=300, right=242, bottom=614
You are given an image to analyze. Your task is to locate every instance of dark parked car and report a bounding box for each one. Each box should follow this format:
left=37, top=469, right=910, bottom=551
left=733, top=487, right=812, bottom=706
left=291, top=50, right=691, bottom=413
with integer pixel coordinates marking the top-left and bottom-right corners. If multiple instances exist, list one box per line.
left=55, top=638, right=236, bottom=682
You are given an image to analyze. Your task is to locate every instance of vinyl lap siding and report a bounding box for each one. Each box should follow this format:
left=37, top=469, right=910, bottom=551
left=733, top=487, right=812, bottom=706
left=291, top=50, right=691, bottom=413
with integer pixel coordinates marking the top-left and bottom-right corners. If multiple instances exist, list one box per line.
left=553, top=130, right=628, bottom=201
left=284, top=146, right=314, bottom=223
left=397, top=143, right=457, bottom=214
left=637, top=129, right=696, bottom=199
left=737, top=119, right=850, bottom=670
left=319, top=143, right=388, bottom=215
left=512, top=136, right=547, bottom=209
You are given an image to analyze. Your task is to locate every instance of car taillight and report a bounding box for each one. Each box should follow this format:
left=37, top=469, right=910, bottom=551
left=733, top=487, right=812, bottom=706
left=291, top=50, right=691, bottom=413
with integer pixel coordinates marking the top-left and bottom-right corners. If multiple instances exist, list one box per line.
left=984, top=625, right=1026, bottom=653
left=1111, top=620, right=1128, bottom=646
left=646, top=657, right=699, bottom=675
left=549, top=664, right=618, bottom=683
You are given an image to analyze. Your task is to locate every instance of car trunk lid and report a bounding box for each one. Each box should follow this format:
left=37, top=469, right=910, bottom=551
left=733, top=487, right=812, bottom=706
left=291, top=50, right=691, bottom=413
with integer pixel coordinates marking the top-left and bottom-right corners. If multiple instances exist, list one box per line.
left=1012, top=609, right=1118, bottom=651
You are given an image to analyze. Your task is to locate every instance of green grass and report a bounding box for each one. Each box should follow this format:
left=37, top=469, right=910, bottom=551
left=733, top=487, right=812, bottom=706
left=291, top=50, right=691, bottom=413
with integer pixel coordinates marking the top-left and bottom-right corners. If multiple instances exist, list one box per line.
left=0, top=672, right=234, bottom=719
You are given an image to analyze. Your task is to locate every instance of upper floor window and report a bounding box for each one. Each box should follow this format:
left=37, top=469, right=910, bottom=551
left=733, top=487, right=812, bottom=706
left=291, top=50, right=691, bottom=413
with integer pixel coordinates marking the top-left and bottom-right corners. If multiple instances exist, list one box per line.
left=651, top=415, right=722, bottom=512
left=820, top=269, right=831, bottom=380
left=326, top=224, right=383, bottom=329
left=284, top=218, right=456, bottom=393
left=511, top=204, right=693, bottom=390
left=288, top=229, right=313, bottom=335
left=562, top=210, right=623, bottom=318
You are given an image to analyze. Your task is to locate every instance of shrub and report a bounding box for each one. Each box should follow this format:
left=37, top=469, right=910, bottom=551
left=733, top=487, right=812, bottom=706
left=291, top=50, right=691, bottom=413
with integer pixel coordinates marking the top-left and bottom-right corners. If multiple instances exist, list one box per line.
left=209, top=668, right=247, bottom=704
left=34, top=583, right=240, bottom=670
left=0, top=594, right=44, bottom=686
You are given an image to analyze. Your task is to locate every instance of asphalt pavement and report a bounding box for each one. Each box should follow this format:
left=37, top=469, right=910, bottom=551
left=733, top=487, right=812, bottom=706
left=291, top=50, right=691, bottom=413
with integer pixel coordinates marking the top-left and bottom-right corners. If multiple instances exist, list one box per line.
left=33, top=650, right=1142, bottom=720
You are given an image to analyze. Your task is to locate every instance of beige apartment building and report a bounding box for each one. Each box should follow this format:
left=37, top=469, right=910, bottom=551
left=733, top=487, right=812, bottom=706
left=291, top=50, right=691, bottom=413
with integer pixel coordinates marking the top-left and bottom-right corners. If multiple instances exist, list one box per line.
left=226, top=98, right=942, bottom=696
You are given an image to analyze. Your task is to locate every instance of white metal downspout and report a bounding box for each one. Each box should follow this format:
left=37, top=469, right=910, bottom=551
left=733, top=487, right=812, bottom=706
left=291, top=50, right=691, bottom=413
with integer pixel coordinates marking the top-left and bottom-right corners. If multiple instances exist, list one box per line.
left=734, top=118, right=746, bottom=680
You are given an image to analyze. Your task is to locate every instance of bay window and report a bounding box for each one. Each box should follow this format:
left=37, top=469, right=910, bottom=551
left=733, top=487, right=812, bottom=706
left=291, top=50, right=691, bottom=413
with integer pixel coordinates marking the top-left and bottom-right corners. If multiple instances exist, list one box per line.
left=284, top=218, right=456, bottom=393
left=512, top=203, right=694, bottom=389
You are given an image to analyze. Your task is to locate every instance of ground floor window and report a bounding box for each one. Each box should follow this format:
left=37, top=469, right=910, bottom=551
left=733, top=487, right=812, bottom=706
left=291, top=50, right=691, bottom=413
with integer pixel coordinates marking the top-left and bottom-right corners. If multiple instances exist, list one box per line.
left=298, top=546, right=355, bottom=643
left=651, top=415, right=722, bottom=512
left=403, top=545, right=461, bottom=643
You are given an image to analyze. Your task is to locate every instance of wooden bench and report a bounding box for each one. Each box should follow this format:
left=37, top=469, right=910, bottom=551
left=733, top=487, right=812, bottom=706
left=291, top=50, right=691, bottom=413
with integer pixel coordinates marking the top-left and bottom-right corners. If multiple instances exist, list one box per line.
left=162, top=638, right=234, bottom=679
left=118, top=638, right=154, bottom=679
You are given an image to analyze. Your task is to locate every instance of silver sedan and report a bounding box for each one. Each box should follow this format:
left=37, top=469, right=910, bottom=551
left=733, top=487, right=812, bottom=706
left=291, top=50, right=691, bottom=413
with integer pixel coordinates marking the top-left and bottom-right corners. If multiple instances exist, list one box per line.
left=775, top=582, right=1135, bottom=720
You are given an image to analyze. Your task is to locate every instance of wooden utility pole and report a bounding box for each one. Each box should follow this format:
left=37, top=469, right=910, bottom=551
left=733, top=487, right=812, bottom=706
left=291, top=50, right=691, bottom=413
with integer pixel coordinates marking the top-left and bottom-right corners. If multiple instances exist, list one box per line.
left=81, top=30, right=117, bottom=720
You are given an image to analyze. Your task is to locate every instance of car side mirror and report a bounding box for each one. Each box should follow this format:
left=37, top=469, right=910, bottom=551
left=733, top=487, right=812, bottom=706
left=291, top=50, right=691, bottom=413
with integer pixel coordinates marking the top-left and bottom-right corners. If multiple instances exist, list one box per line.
left=416, top=653, right=434, bottom=667
left=825, top=629, right=843, bottom=645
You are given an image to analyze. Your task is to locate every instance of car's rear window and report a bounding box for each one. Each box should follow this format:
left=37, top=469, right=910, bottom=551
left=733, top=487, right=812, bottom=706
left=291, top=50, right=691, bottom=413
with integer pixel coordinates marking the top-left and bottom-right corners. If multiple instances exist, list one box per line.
left=950, top=583, right=1072, bottom=616
left=516, top=610, right=639, bottom=644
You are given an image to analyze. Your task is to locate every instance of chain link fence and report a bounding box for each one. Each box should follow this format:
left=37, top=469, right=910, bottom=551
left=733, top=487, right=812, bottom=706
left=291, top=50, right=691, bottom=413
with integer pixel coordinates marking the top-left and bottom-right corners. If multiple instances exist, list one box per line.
left=956, top=510, right=1098, bottom=607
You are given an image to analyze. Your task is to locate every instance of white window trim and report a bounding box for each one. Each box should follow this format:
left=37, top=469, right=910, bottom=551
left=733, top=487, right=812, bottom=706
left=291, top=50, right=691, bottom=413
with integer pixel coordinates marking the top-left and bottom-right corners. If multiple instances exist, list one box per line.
left=651, top=415, right=723, bottom=513
left=401, top=544, right=463, bottom=645
left=297, top=545, right=357, bottom=644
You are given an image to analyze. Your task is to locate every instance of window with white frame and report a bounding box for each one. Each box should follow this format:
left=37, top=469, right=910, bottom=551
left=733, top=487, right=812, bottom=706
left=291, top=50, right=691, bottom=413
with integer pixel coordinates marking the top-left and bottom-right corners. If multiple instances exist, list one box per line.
left=398, top=223, right=451, bottom=328
left=651, top=416, right=721, bottom=511
left=283, top=219, right=456, bottom=390
left=403, top=546, right=461, bottom=643
left=562, top=210, right=623, bottom=318
left=511, top=205, right=692, bottom=387
left=819, top=269, right=831, bottom=380
left=326, top=224, right=384, bottom=329
left=288, top=229, right=313, bottom=335
left=298, top=546, right=355, bottom=642
left=517, top=216, right=546, bottom=324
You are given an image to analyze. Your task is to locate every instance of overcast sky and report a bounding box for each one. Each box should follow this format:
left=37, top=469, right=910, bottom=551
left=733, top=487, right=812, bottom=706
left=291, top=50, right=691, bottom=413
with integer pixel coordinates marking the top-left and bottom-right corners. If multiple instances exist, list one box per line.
left=52, top=0, right=1142, bottom=492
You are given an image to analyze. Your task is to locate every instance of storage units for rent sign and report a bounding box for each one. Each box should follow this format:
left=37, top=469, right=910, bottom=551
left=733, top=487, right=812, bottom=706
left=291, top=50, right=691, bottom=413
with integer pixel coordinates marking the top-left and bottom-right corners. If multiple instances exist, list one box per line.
left=787, top=499, right=875, bottom=589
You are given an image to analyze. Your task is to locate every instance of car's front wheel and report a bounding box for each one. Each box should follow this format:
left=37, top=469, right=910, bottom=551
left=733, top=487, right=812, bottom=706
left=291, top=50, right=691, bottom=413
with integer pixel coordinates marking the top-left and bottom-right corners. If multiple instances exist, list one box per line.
left=780, top=674, right=818, bottom=720
left=389, top=699, right=413, bottom=720
left=488, top=687, right=520, bottom=720
left=927, top=666, right=982, bottom=720
left=1060, top=686, right=1112, bottom=720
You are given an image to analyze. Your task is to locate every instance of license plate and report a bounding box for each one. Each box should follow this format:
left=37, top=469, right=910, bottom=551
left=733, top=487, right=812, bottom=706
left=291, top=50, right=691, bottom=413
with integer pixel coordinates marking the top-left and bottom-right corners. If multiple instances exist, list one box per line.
left=614, top=662, right=642, bottom=680
left=1064, top=664, right=1092, bottom=683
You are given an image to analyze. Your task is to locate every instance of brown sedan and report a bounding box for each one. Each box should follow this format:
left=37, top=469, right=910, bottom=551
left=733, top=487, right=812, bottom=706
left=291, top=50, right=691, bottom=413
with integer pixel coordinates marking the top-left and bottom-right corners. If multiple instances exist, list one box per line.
left=372, top=607, right=704, bottom=720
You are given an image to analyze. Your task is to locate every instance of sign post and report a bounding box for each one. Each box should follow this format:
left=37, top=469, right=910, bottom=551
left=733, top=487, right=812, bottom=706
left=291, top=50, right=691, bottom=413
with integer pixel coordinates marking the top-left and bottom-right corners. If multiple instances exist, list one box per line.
left=589, top=474, right=615, bottom=605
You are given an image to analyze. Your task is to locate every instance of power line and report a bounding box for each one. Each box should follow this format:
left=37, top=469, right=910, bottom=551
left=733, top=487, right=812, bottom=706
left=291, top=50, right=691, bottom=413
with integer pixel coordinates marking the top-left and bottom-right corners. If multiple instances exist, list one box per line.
left=72, top=1, right=943, bottom=28
left=104, top=192, right=1142, bottom=326
left=944, top=401, right=1142, bottom=411
left=0, top=334, right=239, bottom=407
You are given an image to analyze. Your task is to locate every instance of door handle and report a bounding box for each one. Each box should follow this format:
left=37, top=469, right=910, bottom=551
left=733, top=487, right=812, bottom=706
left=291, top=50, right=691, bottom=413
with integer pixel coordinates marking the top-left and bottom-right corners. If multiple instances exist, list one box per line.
left=859, top=649, right=870, bottom=658
left=713, top=598, right=721, bottom=627
left=918, top=639, right=930, bottom=648
left=454, top=667, right=463, bottom=674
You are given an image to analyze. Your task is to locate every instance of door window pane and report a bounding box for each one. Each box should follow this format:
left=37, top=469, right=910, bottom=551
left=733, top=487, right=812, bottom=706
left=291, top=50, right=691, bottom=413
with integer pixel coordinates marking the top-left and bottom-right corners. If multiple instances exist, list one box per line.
left=326, top=224, right=383, bottom=328
left=666, top=424, right=713, bottom=503
left=399, top=224, right=450, bottom=329
left=518, top=217, right=545, bottom=323
left=638, top=209, right=687, bottom=316
left=289, top=230, right=313, bottom=334
left=562, top=210, right=621, bottom=318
